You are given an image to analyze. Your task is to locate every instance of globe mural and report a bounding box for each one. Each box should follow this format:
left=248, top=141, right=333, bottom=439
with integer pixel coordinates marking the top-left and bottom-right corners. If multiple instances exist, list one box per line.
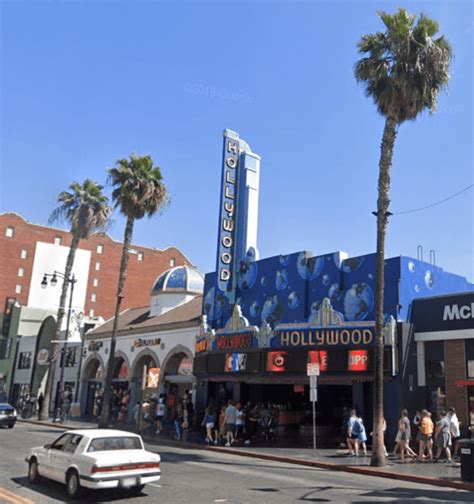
left=250, top=300, right=261, bottom=318
left=279, top=255, right=290, bottom=266
left=424, top=270, right=435, bottom=289
left=287, top=291, right=300, bottom=309
left=203, top=287, right=229, bottom=321
left=275, top=269, right=289, bottom=291
left=297, top=252, right=324, bottom=280
left=341, top=257, right=365, bottom=273
left=261, top=295, right=284, bottom=328
left=328, top=283, right=342, bottom=303
left=343, top=282, right=374, bottom=321
left=322, top=274, right=330, bottom=286
left=408, top=261, right=416, bottom=273
left=237, top=256, right=258, bottom=290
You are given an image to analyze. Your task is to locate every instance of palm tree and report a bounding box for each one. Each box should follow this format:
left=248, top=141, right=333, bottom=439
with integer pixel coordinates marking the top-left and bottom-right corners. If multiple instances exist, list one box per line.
left=99, top=154, right=169, bottom=428
left=39, top=180, right=111, bottom=421
left=354, top=9, right=452, bottom=466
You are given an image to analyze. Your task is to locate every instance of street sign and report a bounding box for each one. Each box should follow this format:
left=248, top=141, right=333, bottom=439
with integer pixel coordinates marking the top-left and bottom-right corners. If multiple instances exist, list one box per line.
left=307, top=362, right=320, bottom=376
left=310, top=388, right=318, bottom=402
left=309, top=375, right=317, bottom=389
left=36, top=348, right=49, bottom=365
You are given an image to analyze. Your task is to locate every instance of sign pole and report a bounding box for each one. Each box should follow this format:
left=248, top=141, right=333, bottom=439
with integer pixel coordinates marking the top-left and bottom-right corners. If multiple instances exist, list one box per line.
left=307, top=362, right=319, bottom=458
left=312, top=376, right=317, bottom=457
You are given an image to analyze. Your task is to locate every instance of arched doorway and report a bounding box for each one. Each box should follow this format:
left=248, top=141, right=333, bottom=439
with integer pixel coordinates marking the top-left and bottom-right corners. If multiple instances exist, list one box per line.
left=80, top=355, right=104, bottom=419
left=162, top=346, right=194, bottom=415
left=128, top=349, right=160, bottom=424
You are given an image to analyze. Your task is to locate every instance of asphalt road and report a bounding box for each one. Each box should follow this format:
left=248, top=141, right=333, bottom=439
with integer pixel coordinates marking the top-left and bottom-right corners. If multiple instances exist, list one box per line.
left=0, top=423, right=472, bottom=504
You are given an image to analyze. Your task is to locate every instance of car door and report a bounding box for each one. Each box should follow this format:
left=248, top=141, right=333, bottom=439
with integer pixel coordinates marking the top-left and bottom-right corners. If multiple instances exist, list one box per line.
left=46, top=434, right=73, bottom=482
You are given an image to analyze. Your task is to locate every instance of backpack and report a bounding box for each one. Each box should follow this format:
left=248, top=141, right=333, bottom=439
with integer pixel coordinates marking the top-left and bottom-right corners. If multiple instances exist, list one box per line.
left=352, top=419, right=362, bottom=435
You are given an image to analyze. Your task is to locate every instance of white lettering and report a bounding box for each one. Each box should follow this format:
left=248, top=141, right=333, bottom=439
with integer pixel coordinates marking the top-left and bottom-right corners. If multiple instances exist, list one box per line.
left=227, top=140, right=238, bottom=155
left=222, top=235, right=232, bottom=248
left=443, top=304, right=460, bottom=321
left=226, top=156, right=237, bottom=169
left=222, top=219, right=234, bottom=232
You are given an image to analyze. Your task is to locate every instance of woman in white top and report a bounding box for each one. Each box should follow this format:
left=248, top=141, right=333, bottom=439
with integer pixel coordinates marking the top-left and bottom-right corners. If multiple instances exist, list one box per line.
left=236, top=402, right=245, bottom=440
left=448, top=407, right=461, bottom=457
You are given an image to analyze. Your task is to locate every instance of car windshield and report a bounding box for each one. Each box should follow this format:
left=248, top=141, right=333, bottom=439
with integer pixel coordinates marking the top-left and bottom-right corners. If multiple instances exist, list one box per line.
left=87, top=436, right=143, bottom=452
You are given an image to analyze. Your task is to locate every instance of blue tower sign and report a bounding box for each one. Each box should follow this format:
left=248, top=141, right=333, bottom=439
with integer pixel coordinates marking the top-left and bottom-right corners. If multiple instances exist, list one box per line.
left=215, top=129, right=261, bottom=303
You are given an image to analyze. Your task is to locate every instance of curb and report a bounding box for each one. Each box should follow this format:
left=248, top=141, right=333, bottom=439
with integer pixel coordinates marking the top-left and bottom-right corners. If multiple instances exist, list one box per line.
left=19, top=419, right=474, bottom=492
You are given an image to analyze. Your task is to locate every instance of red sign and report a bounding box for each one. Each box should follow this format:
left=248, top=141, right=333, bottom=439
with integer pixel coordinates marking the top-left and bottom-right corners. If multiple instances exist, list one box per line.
left=294, top=384, right=304, bottom=393
left=216, top=333, right=253, bottom=350
left=308, top=350, right=328, bottom=372
left=267, top=351, right=287, bottom=372
left=348, top=350, right=368, bottom=372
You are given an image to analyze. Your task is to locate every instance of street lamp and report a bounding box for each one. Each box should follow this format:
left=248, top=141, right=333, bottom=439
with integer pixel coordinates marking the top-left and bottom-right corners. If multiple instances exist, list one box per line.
left=41, top=271, right=77, bottom=421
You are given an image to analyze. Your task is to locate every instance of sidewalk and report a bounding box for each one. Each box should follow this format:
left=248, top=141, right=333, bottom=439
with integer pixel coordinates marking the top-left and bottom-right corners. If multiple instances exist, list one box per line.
left=19, top=418, right=474, bottom=492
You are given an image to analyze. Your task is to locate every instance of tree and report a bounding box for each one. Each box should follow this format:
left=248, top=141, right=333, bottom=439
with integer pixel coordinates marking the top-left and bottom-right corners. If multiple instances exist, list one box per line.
left=354, top=8, right=452, bottom=466
left=99, top=154, right=169, bottom=428
left=39, top=180, right=111, bottom=421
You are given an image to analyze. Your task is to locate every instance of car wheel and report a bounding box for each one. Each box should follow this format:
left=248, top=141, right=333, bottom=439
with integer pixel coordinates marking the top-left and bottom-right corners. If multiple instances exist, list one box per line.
left=28, top=459, right=40, bottom=484
left=8, top=424, right=14, bottom=429
left=66, top=470, right=82, bottom=499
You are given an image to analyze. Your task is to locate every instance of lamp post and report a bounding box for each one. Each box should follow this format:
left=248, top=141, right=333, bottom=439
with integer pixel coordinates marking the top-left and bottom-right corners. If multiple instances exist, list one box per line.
left=41, top=271, right=77, bottom=421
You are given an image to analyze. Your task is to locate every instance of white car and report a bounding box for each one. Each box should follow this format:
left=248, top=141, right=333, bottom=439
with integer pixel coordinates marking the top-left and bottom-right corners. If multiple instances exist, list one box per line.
left=25, top=429, right=161, bottom=499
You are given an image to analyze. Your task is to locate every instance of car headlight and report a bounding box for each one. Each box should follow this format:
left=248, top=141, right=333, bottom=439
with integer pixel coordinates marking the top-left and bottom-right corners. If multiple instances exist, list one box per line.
left=12, top=409, right=17, bottom=417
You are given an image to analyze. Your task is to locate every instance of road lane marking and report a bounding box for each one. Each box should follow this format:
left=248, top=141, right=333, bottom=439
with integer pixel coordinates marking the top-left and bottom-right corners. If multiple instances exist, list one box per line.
left=0, top=487, right=35, bottom=504
left=148, top=483, right=163, bottom=488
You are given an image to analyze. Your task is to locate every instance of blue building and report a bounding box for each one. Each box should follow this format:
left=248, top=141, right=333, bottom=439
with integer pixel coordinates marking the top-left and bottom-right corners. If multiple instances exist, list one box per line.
left=194, top=130, right=473, bottom=443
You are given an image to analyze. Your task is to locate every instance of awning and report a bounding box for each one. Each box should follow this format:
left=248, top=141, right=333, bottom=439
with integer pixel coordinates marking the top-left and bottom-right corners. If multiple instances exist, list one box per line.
left=164, top=374, right=195, bottom=384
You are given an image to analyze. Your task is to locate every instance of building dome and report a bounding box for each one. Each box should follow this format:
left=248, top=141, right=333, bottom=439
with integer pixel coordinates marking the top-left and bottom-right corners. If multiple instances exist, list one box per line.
left=152, top=265, right=204, bottom=295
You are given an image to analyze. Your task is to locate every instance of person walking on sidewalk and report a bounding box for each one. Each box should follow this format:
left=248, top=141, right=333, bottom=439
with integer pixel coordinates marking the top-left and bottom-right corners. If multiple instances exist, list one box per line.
left=347, top=408, right=364, bottom=456
left=447, top=407, right=461, bottom=458
left=37, top=393, right=44, bottom=420
left=203, top=404, right=216, bottom=444
left=434, top=411, right=453, bottom=463
left=224, top=399, right=237, bottom=447
left=399, top=409, right=417, bottom=461
left=417, top=409, right=434, bottom=462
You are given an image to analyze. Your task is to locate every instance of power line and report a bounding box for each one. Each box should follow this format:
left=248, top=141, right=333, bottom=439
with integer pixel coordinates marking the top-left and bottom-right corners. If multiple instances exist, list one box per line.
left=392, top=183, right=473, bottom=215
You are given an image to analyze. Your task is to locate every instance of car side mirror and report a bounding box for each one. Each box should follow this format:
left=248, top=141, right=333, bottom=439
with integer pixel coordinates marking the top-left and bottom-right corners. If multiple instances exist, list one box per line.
left=44, top=443, right=52, bottom=449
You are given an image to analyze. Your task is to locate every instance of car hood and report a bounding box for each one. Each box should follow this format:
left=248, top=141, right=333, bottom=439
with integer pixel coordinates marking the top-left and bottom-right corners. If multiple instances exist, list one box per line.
left=87, top=449, right=160, bottom=465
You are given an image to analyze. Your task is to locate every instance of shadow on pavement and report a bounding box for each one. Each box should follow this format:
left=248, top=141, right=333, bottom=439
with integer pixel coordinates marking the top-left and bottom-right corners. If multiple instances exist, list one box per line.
left=11, top=476, right=151, bottom=503
left=360, top=486, right=473, bottom=502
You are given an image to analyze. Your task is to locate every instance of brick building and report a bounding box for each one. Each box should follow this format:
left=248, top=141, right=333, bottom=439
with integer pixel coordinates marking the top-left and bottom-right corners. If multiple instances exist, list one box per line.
left=0, top=212, right=192, bottom=320
left=0, top=212, right=194, bottom=403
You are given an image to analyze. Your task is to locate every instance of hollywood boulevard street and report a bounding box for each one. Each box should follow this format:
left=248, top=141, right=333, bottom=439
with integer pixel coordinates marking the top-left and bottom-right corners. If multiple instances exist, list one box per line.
left=0, top=423, right=472, bottom=503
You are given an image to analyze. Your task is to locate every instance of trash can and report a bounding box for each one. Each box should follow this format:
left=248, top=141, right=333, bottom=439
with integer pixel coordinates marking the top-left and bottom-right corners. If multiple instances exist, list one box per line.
left=459, top=439, right=474, bottom=482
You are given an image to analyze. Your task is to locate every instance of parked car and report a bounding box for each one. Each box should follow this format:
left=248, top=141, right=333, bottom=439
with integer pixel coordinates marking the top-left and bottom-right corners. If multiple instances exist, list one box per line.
left=25, top=429, right=161, bottom=499
left=0, top=403, right=17, bottom=428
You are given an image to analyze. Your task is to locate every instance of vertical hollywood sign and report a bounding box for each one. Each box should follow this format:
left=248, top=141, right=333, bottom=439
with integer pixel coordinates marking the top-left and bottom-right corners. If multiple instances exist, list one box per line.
left=216, top=134, right=240, bottom=293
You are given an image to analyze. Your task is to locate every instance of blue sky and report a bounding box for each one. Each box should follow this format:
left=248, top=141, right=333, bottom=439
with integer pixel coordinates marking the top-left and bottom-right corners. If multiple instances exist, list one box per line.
left=1, top=0, right=472, bottom=282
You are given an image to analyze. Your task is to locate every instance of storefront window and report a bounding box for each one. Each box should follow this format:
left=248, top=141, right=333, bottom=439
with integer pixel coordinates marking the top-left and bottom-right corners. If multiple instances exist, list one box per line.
left=18, top=352, right=32, bottom=369
left=425, top=341, right=445, bottom=385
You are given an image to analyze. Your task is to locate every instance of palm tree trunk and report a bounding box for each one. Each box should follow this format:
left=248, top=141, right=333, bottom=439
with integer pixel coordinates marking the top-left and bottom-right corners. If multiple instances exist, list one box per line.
left=39, top=234, right=80, bottom=421
left=99, top=216, right=134, bottom=428
left=371, top=116, right=397, bottom=467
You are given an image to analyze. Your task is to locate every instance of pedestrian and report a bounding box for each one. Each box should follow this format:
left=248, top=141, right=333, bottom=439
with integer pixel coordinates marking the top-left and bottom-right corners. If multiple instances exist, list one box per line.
left=203, top=404, right=216, bottom=444
left=447, top=407, right=461, bottom=458
left=235, top=402, right=245, bottom=441
left=173, top=403, right=183, bottom=440
left=434, top=411, right=453, bottom=463
left=398, top=409, right=417, bottom=460
left=217, top=406, right=226, bottom=444
left=347, top=408, right=364, bottom=456
left=413, top=409, right=422, bottom=448
left=37, top=393, right=44, bottom=420
left=156, top=398, right=166, bottom=434
left=224, top=399, right=237, bottom=446
left=417, top=409, right=434, bottom=462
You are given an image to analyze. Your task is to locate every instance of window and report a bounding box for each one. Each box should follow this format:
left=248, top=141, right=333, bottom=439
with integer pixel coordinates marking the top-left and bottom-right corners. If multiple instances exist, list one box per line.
left=96, top=244, right=104, bottom=254
left=91, top=293, right=96, bottom=303
left=170, top=257, right=176, bottom=267
left=60, top=347, right=77, bottom=368
left=87, top=436, right=143, bottom=452
left=93, top=278, right=99, bottom=287
left=54, top=236, right=62, bottom=245
left=89, top=309, right=95, bottom=318
left=20, top=249, right=28, bottom=259
left=51, top=433, right=73, bottom=451
left=18, top=352, right=32, bottom=369
left=18, top=267, right=25, bottom=277
left=95, top=261, right=100, bottom=271
left=64, top=434, right=83, bottom=454
left=468, top=360, right=474, bottom=379
left=5, top=226, right=14, bottom=238
left=138, top=251, right=144, bottom=262
left=15, top=284, right=22, bottom=294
